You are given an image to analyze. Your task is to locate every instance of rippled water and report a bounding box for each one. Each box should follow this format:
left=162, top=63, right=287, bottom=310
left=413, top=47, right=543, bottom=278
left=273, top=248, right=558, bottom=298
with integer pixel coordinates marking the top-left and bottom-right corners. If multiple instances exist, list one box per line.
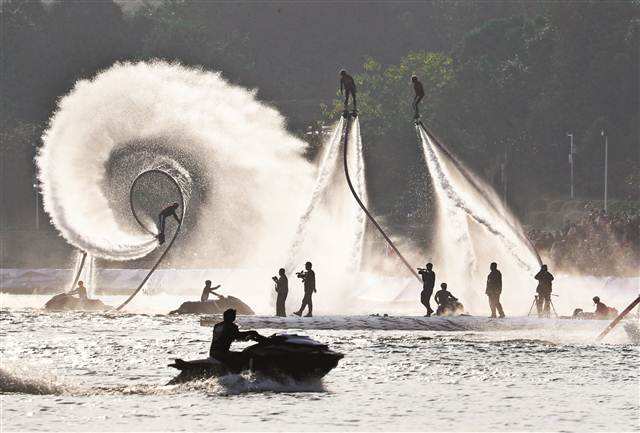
left=1, top=303, right=638, bottom=432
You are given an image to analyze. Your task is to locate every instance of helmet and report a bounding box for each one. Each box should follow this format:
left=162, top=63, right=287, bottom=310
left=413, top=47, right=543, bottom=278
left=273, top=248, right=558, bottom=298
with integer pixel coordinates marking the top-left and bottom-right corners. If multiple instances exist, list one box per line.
left=541, top=264, right=548, bottom=271
left=593, top=296, right=600, bottom=303
left=205, top=280, right=211, bottom=285
left=223, top=308, right=236, bottom=322
left=305, top=261, right=312, bottom=269
left=490, top=262, right=497, bottom=270
left=411, top=75, right=417, bottom=82
left=441, top=282, right=447, bottom=289
left=340, top=69, right=346, bottom=75
left=426, top=262, right=433, bottom=269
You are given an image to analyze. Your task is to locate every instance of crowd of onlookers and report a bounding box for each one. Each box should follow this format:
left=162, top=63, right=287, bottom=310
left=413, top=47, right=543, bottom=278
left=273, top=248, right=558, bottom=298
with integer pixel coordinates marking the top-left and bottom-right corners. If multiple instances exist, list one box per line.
left=527, top=208, right=640, bottom=276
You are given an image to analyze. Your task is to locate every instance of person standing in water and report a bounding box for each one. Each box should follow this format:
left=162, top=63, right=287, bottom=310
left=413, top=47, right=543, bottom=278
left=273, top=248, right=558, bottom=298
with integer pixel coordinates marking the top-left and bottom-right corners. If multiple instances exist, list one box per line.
left=272, top=268, right=288, bottom=317
left=417, top=262, right=435, bottom=316
left=68, top=280, right=88, bottom=302
left=485, top=262, right=505, bottom=318
left=201, top=280, right=221, bottom=302
left=340, top=70, right=357, bottom=112
left=535, top=264, right=554, bottom=317
left=157, top=202, right=181, bottom=245
left=294, top=261, right=316, bottom=317
left=411, top=75, right=425, bottom=119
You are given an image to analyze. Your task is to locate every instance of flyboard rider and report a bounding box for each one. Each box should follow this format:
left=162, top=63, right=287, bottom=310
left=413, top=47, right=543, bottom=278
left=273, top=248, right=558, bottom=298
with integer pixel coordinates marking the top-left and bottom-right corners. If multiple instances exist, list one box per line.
left=411, top=75, right=425, bottom=119
left=340, top=70, right=357, bottom=112
left=157, top=202, right=181, bottom=245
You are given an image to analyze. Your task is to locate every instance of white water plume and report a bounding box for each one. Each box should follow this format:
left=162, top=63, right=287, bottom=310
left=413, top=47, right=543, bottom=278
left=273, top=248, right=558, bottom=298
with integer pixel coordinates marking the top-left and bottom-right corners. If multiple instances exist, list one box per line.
left=37, top=61, right=313, bottom=267
left=283, top=118, right=368, bottom=312
left=418, top=126, right=541, bottom=313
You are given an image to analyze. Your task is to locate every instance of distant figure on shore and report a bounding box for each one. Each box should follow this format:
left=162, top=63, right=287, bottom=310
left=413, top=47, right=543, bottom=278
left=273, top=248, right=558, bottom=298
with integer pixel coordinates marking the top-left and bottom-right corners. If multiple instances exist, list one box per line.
left=201, top=280, right=221, bottom=302
left=294, top=261, right=316, bottom=317
left=68, top=280, right=88, bottom=302
left=534, top=264, right=554, bottom=317
left=157, top=202, right=181, bottom=245
left=411, top=75, right=425, bottom=119
left=272, top=268, right=288, bottom=317
left=417, top=262, right=435, bottom=316
left=340, top=70, right=357, bottom=112
left=485, top=262, right=505, bottom=318
left=434, top=283, right=462, bottom=316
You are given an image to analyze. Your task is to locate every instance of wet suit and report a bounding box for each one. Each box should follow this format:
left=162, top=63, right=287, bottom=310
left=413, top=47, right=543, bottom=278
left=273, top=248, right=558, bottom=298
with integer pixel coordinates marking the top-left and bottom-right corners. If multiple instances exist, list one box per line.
left=209, top=320, right=262, bottom=366
left=418, top=268, right=435, bottom=316
left=412, top=79, right=425, bottom=118
left=535, top=270, right=554, bottom=317
left=274, top=275, right=288, bottom=317
left=594, top=300, right=617, bottom=319
left=296, top=269, right=316, bottom=316
left=486, top=269, right=505, bottom=318
left=157, top=204, right=181, bottom=244
left=340, top=74, right=357, bottom=111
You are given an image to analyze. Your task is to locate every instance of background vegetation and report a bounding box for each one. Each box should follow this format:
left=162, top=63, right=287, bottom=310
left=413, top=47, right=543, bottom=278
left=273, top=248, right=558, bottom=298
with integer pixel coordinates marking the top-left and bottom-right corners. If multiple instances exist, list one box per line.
left=2, top=1, right=638, bottom=261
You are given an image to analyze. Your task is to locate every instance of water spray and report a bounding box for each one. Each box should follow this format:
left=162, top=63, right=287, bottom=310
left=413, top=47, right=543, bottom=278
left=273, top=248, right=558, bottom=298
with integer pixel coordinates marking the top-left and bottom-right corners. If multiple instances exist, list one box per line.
left=343, top=113, right=421, bottom=283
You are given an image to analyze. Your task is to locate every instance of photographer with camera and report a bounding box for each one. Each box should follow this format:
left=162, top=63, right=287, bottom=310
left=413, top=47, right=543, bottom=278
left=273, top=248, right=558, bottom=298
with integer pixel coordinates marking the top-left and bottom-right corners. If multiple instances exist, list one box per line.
left=272, top=268, right=288, bottom=317
left=294, top=261, right=316, bottom=317
left=417, top=262, right=435, bottom=316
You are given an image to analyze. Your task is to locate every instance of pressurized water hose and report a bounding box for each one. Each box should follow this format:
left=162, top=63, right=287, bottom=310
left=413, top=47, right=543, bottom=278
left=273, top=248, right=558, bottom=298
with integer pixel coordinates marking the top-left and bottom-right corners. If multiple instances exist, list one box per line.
left=343, top=115, right=421, bottom=283
left=115, top=169, right=186, bottom=311
left=68, top=251, right=88, bottom=292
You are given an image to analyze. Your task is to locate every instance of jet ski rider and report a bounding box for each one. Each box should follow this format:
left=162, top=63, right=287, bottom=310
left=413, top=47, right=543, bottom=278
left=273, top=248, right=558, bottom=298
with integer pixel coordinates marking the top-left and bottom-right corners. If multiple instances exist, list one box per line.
left=210, top=309, right=266, bottom=365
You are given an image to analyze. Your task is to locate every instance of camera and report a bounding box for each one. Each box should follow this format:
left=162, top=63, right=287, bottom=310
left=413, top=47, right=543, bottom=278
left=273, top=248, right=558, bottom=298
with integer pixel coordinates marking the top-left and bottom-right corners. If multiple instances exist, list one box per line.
left=272, top=276, right=278, bottom=283
left=296, top=271, right=305, bottom=279
left=417, top=267, right=426, bottom=272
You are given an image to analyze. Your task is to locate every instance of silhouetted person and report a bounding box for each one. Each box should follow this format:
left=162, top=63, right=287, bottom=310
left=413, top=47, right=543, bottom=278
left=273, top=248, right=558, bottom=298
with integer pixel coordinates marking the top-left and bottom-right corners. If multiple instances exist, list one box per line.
left=272, top=268, right=288, bottom=317
left=411, top=75, right=424, bottom=119
left=535, top=264, right=554, bottom=318
left=209, top=309, right=264, bottom=365
left=417, top=262, right=435, bottom=316
left=593, top=296, right=617, bottom=319
left=294, top=261, right=316, bottom=317
left=486, top=262, right=505, bottom=318
left=157, top=202, right=181, bottom=245
left=434, top=283, right=458, bottom=316
left=201, top=280, right=221, bottom=302
left=340, top=70, right=357, bottom=111
left=68, top=280, right=88, bottom=302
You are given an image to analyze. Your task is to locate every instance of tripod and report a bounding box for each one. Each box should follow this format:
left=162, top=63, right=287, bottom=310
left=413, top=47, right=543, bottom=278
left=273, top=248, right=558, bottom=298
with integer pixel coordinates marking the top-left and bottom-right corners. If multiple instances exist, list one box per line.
left=528, top=294, right=558, bottom=318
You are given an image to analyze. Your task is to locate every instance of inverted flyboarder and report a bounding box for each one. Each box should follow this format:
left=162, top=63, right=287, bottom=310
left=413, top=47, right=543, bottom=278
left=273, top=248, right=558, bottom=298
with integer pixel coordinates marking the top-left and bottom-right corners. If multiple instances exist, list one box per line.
left=340, top=69, right=357, bottom=114
left=411, top=75, right=424, bottom=120
left=157, top=202, right=181, bottom=245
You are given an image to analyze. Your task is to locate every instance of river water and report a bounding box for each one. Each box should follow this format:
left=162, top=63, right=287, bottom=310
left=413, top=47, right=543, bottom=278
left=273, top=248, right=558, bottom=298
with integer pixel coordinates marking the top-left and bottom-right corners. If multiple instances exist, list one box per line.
left=1, top=298, right=638, bottom=432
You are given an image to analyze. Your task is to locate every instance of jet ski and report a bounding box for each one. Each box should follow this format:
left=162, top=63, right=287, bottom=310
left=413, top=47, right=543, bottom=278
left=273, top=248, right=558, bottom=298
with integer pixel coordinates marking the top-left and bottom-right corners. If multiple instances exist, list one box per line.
left=168, top=334, right=343, bottom=384
left=44, top=293, right=112, bottom=311
left=169, top=295, right=255, bottom=315
left=436, top=300, right=465, bottom=316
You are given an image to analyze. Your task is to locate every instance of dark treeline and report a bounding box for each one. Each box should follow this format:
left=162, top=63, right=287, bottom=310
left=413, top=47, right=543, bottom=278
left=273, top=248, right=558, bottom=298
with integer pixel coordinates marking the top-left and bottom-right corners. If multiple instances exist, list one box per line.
left=2, top=1, right=638, bottom=237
